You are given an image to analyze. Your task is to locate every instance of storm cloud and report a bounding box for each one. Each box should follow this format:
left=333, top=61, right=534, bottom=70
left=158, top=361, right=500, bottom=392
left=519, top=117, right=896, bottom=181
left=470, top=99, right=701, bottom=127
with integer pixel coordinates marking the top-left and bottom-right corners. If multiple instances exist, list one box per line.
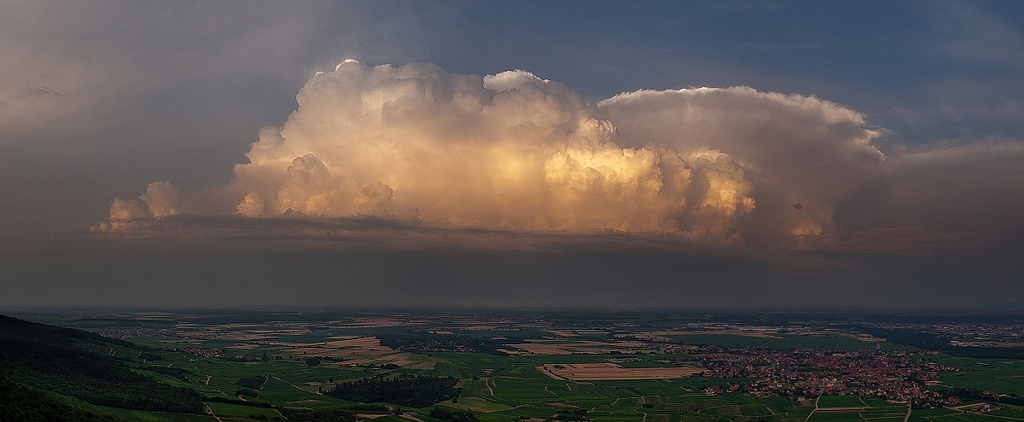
left=4, top=2, right=1024, bottom=309
left=96, top=61, right=890, bottom=253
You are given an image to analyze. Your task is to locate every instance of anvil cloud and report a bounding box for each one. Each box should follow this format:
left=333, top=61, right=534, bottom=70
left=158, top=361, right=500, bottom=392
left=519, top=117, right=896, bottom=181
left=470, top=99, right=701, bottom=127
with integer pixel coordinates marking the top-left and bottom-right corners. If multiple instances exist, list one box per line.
left=96, top=61, right=885, bottom=252
left=4, top=1, right=1023, bottom=309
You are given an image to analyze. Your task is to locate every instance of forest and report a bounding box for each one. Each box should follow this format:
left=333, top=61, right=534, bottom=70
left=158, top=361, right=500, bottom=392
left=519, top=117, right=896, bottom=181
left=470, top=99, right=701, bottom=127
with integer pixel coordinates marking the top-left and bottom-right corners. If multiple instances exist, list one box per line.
left=326, top=373, right=460, bottom=407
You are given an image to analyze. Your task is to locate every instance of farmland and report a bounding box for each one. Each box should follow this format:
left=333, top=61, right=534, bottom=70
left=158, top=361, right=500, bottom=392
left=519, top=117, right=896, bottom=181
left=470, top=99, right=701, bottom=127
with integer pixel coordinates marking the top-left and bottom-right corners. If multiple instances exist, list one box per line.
left=6, top=309, right=1024, bottom=421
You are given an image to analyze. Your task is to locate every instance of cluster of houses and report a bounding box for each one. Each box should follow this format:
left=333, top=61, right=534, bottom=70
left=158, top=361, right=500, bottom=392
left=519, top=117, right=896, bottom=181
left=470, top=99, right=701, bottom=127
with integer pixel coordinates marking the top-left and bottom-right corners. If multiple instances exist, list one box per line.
left=689, top=346, right=956, bottom=407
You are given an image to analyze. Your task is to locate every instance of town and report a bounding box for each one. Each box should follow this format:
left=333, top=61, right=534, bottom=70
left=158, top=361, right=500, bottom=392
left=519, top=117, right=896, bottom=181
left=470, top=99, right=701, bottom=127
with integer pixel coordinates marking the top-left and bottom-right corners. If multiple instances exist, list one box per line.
left=687, top=346, right=952, bottom=406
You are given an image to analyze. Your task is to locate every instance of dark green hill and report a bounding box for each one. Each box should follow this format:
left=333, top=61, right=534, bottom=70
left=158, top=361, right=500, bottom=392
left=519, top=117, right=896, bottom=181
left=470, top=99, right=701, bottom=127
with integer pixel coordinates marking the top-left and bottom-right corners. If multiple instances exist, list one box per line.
left=0, top=314, right=204, bottom=416
left=0, top=314, right=136, bottom=356
left=0, top=374, right=122, bottom=422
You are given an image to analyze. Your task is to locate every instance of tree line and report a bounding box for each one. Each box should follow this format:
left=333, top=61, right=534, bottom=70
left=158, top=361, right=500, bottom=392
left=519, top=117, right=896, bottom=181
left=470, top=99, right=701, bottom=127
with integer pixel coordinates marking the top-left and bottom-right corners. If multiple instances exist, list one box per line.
left=325, top=373, right=459, bottom=407
left=377, top=332, right=513, bottom=355
left=0, top=338, right=204, bottom=413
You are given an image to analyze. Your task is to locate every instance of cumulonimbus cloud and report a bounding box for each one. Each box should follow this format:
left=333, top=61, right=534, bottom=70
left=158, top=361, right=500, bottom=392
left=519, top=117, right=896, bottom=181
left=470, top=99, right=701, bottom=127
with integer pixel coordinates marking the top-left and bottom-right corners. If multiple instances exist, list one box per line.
left=93, top=181, right=181, bottom=232
left=97, top=60, right=887, bottom=249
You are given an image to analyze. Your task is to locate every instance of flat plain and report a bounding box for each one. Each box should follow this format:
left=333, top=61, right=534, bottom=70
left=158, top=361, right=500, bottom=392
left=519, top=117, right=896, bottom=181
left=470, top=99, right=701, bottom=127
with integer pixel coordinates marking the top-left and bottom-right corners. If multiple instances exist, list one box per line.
left=7, top=309, right=1024, bottom=422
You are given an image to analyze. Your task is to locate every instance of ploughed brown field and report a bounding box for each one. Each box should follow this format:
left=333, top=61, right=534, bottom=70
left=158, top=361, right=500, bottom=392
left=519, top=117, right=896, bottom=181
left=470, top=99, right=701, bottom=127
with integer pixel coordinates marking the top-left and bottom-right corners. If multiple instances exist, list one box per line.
left=538, top=363, right=705, bottom=380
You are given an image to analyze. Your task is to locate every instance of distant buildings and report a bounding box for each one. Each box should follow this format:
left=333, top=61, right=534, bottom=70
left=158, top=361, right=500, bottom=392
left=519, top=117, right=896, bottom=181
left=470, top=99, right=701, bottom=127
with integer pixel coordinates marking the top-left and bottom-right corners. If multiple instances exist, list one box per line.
left=688, top=346, right=951, bottom=406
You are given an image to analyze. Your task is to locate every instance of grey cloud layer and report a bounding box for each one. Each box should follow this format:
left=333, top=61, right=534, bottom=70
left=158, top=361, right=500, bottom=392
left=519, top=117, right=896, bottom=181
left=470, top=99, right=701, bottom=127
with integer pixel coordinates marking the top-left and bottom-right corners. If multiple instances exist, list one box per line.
left=837, top=141, right=1024, bottom=237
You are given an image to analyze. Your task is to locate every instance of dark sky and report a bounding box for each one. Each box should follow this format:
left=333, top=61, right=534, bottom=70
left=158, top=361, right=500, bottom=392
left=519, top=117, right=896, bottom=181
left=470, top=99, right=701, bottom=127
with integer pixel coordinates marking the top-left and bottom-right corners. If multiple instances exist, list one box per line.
left=1, top=1, right=1022, bottom=309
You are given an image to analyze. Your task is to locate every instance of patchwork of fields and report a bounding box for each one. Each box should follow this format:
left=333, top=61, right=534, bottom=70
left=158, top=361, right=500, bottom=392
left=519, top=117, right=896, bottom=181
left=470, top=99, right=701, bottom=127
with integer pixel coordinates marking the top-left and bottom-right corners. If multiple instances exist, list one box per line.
left=15, top=309, right=1024, bottom=422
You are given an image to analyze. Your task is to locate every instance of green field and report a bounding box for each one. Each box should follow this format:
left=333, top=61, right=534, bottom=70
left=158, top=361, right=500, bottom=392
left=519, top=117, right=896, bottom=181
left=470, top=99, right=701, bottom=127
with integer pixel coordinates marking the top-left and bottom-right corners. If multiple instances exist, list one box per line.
left=928, top=355, right=1024, bottom=396
left=817, top=395, right=867, bottom=408
left=7, top=309, right=1024, bottom=422
left=667, top=333, right=900, bottom=351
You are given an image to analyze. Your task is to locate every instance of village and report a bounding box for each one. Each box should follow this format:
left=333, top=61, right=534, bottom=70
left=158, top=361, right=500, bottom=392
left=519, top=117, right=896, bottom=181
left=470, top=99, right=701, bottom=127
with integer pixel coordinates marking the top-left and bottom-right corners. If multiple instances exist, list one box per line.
left=686, top=346, right=956, bottom=406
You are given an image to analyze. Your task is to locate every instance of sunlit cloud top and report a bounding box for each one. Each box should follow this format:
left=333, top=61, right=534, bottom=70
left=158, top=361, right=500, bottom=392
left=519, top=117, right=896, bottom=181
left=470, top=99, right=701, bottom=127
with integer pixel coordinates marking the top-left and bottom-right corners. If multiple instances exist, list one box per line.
left=95, top=61, right=886, bottom=251
left=4, top=2, right=1024, bottom=309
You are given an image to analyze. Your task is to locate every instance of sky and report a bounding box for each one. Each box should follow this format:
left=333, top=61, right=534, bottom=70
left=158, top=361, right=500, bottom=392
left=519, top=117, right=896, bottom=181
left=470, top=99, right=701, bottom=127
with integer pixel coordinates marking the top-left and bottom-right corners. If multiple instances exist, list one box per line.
left=1, top=0, right=1022, bottom=309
